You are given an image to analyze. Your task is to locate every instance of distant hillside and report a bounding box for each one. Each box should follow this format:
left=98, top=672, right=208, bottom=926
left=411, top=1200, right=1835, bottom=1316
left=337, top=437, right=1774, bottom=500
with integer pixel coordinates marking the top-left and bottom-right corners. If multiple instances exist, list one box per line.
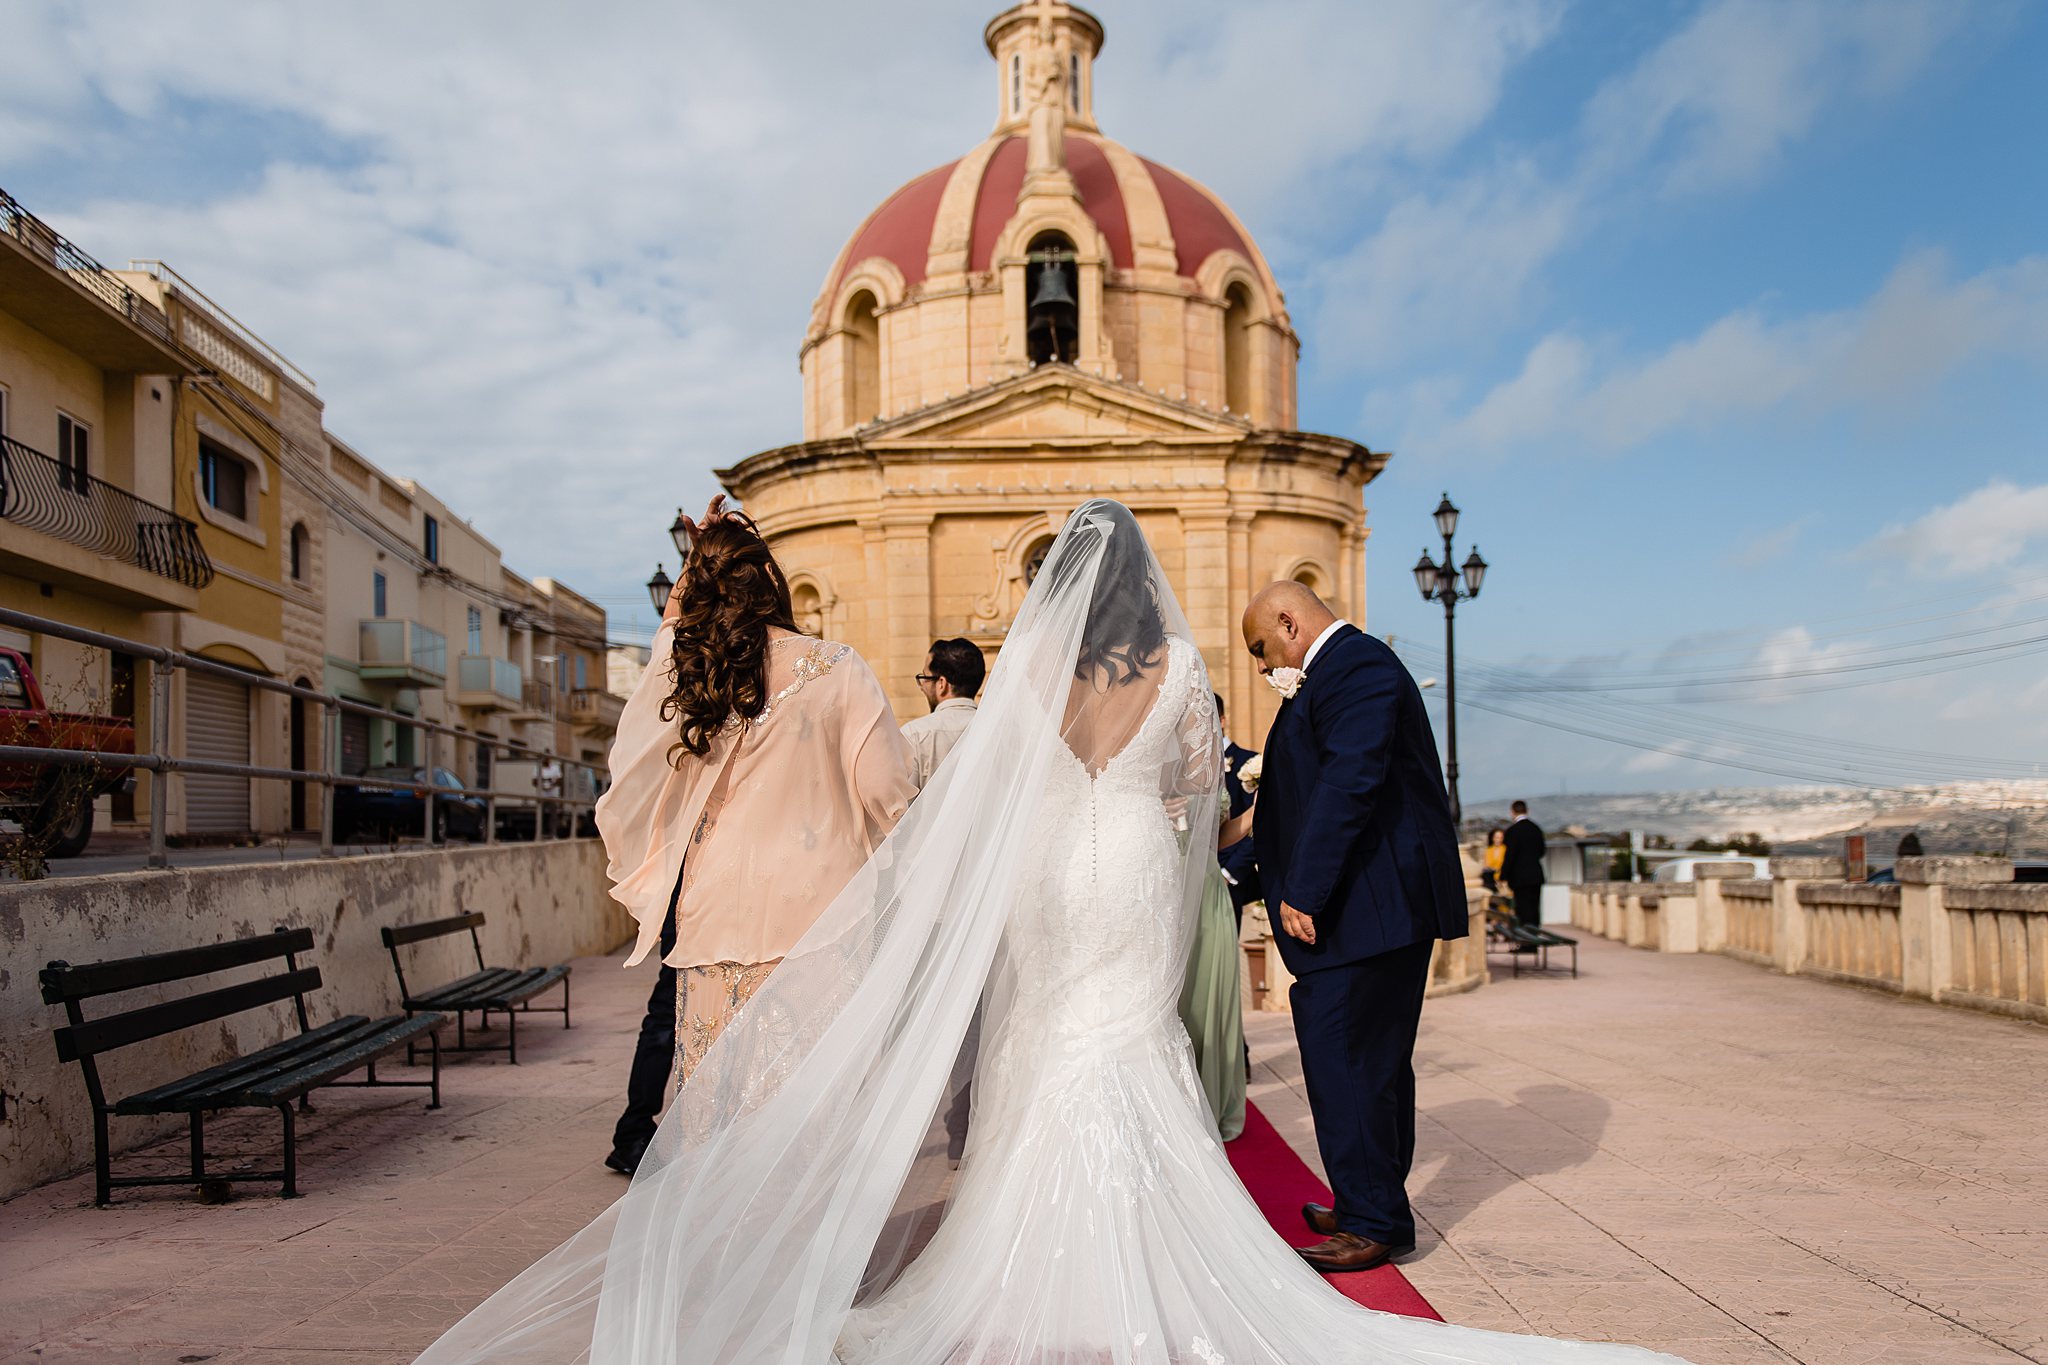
left=1465, top=781, right=2048, bottom=858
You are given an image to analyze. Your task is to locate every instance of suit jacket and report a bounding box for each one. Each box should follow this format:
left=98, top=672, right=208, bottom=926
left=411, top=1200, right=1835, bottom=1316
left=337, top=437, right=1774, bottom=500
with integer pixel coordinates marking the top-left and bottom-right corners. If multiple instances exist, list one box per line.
left=1502, top=817, right=1547, bottom=887
left=1220, top=740, right=1262, bottom=909
left=1252, top=625, right=1468, bottom=975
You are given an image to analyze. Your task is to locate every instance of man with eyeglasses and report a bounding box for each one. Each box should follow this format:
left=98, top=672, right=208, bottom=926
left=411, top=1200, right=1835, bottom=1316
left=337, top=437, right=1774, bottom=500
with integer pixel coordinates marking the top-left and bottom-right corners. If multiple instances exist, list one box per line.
left=902, top=638, right=985, bottom=791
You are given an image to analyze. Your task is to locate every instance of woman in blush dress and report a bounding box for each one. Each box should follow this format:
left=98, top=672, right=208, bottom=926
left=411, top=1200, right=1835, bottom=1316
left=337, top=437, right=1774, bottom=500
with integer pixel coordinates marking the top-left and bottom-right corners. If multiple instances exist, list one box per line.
left=598, top=499, right=917, bottom=1085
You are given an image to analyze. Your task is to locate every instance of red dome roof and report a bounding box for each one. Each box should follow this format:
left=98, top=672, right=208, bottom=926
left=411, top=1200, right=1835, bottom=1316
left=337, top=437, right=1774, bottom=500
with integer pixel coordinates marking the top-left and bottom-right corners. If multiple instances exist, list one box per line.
left=829, top=134, right=1251, bottom=302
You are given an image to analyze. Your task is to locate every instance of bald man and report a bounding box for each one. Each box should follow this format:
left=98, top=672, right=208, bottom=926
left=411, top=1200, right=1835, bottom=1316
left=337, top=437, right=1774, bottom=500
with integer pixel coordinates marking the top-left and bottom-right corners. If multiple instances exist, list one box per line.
left=1240, top=582, right=1468, bottom=1273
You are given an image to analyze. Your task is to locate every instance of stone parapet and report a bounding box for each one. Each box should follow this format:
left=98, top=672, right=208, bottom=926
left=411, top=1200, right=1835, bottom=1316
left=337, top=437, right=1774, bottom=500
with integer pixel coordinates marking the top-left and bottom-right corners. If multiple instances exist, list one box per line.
left=1897, top=856, right=2014, bottom=886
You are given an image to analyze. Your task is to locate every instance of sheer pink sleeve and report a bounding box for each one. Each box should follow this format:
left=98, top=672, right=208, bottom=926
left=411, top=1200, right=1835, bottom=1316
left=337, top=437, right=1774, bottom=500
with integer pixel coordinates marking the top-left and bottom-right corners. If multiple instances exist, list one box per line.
left=841, top=655, right=917, bottom=848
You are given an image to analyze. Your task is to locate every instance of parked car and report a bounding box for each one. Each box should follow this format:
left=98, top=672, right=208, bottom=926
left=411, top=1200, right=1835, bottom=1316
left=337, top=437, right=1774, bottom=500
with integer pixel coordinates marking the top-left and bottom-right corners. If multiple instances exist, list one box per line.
left=334, top=766, right=486, bottom=844
left=0, top=647, right=135, bottom=858
left=1651, top=854, right=1771, bottom=882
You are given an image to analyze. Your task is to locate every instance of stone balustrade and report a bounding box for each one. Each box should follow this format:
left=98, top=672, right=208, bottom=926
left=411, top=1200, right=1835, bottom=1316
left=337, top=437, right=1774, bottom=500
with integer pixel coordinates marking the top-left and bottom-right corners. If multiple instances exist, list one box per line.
left=1797, top=881, right=1904, bottom=991
left=1567, top=854, right=2039, bottom=1023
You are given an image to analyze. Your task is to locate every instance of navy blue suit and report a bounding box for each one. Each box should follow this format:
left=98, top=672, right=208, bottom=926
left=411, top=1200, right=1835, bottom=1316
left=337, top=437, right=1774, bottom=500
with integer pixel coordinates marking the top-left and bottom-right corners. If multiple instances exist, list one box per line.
left=1220, top=740, right=1262, bottom=913
left=1253, top=624, right=1467, bottom=1247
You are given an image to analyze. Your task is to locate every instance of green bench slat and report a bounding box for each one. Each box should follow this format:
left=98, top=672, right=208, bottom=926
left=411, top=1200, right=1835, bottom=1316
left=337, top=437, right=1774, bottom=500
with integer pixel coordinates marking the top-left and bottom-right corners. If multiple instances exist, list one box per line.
left=411, top=964, right=568, bottom=1011
left=407, top=967, right=521, bottom=1009
left=115, top=1016, right=369, bottom=1113
left=234, top=1013, right=445, bottom=1106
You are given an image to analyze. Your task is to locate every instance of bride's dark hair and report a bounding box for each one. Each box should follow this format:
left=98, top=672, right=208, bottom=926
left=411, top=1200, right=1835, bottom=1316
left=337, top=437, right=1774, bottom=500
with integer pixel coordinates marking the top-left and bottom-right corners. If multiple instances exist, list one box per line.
left=1060, top=501, right=1165, bottom=686
left=660, top=512, right=798, bottom=761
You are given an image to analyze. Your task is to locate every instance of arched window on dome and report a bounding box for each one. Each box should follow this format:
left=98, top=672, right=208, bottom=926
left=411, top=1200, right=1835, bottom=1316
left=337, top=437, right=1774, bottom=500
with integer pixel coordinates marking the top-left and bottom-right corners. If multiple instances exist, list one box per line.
left=1025, top=231, right=1079, bottom=366
left=1223, top=281, right=1254, bottom=418
left=844, top=289, right=881, bottom=427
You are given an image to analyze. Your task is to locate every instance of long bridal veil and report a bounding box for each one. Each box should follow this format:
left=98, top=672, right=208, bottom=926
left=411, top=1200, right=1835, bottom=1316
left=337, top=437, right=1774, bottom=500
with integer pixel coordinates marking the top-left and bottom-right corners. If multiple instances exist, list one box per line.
left=416, top=498, right=1225, bottom=1364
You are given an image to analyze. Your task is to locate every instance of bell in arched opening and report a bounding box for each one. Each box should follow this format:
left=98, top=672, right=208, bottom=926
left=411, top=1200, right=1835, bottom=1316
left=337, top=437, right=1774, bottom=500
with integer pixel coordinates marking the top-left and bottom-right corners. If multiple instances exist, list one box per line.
left=1025, top=232, right=1079, bottom=365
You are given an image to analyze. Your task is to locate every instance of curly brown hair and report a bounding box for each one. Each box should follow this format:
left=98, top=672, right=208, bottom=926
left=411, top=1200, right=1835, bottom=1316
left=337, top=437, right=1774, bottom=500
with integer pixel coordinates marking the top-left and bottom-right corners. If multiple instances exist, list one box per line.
left=660, top=512, right=798, bottom=761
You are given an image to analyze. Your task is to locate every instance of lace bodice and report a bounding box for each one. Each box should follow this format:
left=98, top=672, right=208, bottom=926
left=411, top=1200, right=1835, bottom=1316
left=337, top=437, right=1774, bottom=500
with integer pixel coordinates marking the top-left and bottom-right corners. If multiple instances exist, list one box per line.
left=1004, top=636, right=1218, bottom=1044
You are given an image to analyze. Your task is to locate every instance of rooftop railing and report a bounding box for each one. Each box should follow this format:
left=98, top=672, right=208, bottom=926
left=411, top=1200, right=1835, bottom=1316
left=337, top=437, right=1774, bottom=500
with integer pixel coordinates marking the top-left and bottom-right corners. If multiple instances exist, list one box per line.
left=0, top=434, right=214, bottom=590
left=0, top=606, right=600, bottom=871
left=0, top=187, right=175, bottom=347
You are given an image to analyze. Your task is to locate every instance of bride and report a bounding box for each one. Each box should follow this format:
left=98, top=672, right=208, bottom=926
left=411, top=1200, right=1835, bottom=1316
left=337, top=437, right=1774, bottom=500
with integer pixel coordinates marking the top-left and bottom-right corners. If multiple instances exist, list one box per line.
left=417, top=500, right=1688, bottom=1364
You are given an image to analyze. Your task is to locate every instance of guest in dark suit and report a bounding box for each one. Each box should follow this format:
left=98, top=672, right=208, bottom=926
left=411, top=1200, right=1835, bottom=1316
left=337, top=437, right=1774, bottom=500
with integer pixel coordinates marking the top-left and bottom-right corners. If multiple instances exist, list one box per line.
left=1214, top=692, right=1262, bottom=918
left=1503, top=799, right=1547, bottom=936
left=1238, top=581, right=1467, bottom=1274
left=605, top=873, right=681, bottom=1174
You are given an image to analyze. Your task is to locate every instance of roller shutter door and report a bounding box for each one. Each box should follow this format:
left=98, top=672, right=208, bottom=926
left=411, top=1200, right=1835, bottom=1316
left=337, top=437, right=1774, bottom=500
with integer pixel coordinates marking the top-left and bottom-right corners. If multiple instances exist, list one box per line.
left=340, top=710, right=370, bottom=776
left=184, top=671, right=251, bottom=834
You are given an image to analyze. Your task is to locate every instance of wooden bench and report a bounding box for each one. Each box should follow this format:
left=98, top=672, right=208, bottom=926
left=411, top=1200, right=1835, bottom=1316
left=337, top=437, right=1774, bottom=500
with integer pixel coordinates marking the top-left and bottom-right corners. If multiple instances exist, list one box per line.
left=1485, top=910, right=1580, bottom=978
left=41, top=927, right=444, bottom=1205
left=381, top=913, right=570, bottom=1064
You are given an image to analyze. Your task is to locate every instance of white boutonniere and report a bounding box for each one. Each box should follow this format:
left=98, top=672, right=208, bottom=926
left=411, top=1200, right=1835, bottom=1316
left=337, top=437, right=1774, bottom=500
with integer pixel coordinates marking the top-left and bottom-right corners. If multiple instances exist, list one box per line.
left=1238, top=752, right=1263, bottom=794
left=1266, top=667, right=1304, bottom=700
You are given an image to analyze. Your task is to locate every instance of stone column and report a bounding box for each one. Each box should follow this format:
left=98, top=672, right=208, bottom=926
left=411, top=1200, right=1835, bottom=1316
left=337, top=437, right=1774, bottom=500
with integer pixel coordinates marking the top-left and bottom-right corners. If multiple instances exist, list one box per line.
left=1181, top=511, right=1232, bottom=683
left=1769, top=856, right=1844, bottom=976
left=879, top=513, right=934, bottom=719
left=1693, top=861, right=1758, bottom=954
left=1653, top=884, right=1701, bottom=953
left=1897, top=855, right=2013, bottom=1002
left=1226, top=510, right=1254, bottom=731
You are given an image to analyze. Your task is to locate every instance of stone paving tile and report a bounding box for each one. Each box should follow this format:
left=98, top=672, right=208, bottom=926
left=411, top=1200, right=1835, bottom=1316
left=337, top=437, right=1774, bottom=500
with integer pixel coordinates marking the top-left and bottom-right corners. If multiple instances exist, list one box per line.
left=3, top=935, right=2040, bottom=1364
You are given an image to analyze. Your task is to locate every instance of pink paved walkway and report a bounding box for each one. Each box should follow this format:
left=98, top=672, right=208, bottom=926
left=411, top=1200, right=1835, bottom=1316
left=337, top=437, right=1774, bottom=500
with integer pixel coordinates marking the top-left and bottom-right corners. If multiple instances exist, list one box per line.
left=1, top=935, right=2041, bottom=1363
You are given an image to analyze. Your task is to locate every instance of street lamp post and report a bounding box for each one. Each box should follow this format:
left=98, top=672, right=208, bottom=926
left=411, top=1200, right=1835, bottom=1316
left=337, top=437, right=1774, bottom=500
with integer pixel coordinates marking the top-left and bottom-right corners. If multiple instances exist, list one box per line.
left=1411, top=493, right=1488, bottom=828
left=644, top=505, right=703, bottom=619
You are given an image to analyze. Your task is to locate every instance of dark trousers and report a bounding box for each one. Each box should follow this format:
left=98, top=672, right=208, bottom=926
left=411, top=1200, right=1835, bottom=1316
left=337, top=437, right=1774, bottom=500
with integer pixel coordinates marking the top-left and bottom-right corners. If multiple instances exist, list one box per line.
left=1288, top=939, right=1435, bottom=1247
left=1511, top=880, right=1543, bottom=930
left=609, top=876, right=682, bottom=1155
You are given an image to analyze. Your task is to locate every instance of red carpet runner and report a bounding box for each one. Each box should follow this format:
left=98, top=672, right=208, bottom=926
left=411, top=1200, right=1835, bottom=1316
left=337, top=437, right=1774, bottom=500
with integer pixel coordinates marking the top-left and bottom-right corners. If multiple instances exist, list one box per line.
left=1225, top=1101, right=1442, bottom=1321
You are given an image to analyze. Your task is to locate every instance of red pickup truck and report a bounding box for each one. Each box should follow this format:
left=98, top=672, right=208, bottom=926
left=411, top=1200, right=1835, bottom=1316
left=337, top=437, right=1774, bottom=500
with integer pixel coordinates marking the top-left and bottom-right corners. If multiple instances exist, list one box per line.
left=0, top=647, right=135, bottom=858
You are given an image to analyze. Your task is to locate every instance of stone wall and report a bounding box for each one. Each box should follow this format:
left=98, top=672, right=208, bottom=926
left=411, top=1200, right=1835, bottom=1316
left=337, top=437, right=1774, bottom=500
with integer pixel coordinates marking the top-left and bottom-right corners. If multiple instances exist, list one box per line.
left=0, top=840, right=629, bottom=1197
left=1568, top=856, right=2046, bottom=1024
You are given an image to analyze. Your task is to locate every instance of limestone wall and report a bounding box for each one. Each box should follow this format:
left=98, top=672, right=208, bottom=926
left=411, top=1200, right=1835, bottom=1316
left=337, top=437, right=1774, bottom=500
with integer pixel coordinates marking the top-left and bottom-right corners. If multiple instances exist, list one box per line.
left=0, top=840, right=629, bottom=1196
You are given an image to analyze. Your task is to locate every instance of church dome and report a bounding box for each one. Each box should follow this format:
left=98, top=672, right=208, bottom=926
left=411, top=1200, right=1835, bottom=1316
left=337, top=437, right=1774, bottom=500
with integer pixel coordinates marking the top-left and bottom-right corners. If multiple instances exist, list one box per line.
left=799, top=1, right=1299, bottom=440
left=820, top=134, right=1272, bottom=307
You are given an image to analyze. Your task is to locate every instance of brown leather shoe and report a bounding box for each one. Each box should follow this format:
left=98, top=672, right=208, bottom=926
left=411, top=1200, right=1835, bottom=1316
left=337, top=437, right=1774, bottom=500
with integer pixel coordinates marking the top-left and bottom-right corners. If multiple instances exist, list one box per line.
left=1296, top=1233, right=1395, bottom=1274
left=1302, top=1202, right=1338, bottom=1237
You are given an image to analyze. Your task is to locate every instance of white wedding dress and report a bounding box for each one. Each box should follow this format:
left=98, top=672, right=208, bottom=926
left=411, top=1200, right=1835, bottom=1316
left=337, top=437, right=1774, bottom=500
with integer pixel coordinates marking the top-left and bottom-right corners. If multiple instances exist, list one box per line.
left=417, top=501, right=1688, bottom=1365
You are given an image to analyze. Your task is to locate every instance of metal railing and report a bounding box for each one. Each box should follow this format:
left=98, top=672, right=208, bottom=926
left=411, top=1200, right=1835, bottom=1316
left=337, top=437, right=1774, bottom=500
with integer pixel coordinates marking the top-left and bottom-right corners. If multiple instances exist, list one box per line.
left=0, top=435, right=215, bottom=589
left=0, top=188, right=176, bottom=348
left=0, top=607, right=600, bottom=870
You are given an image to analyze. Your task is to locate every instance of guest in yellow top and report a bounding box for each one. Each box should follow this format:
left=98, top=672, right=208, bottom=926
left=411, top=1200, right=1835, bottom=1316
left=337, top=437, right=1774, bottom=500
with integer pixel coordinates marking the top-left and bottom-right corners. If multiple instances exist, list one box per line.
left=1481, top=826, right=1507, bottom=894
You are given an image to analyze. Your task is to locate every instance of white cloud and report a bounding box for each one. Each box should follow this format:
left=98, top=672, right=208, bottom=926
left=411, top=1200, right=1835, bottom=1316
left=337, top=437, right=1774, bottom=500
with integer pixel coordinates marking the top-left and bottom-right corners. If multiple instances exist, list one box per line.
left=1432, top=250, right=2048, bottom=455
left=1725, top=519, right=1808, bottom=570
left=1308, top=164, right=1577, bottom=369
left=1581, top=0, right=1968, bottom=194
left=1868, top=480, right=2048, bottom=577
left=1310, top=0, right=1972, bottom=380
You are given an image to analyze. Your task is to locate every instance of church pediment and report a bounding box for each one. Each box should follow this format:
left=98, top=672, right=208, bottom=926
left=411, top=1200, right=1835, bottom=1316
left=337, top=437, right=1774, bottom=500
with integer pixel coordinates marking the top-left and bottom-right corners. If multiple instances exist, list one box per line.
left=867, top=369, right=1247, bottom=446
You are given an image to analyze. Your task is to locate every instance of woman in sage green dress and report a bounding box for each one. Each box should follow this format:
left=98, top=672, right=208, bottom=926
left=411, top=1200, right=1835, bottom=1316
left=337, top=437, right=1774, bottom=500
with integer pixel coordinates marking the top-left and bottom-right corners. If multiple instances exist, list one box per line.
left=1180, top=828, right=1249, bottom=1140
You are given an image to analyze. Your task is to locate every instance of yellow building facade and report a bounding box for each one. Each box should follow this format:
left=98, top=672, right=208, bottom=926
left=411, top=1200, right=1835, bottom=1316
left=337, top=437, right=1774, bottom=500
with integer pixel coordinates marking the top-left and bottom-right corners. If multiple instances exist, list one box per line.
left=721, top=1, right=1385, bottom=740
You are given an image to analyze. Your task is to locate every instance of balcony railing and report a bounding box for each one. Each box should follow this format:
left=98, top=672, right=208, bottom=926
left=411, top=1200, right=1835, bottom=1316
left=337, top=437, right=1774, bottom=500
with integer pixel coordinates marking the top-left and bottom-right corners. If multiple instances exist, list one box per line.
left=358, top=619, right=448, bottom=688
left=455, top=654, right=523, bottom=711
left=1, top=187, right=175, bottom=348
left=569, top=687, right=624, bottom=733
left=518, top=678, right=557, bottom=719
left=0, top=434, right=213, bottom=589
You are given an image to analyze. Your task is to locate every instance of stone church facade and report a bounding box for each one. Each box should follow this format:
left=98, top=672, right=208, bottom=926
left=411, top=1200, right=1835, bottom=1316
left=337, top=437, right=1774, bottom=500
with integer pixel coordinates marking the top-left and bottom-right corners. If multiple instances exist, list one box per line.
left=719, top=0, right=1387, bottom=738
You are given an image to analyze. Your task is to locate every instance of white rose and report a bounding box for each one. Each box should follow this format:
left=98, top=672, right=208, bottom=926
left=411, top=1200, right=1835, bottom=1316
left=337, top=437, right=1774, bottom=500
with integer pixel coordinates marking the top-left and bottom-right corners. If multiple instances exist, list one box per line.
left=1266, top=667, right=1304, bottom=700
left=1238, top=752, right=1263, bottom=794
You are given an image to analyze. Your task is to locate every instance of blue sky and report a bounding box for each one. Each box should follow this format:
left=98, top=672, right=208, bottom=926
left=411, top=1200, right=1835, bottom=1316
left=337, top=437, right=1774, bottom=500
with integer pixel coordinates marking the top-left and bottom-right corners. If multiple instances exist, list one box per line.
left=4, top=0, right=2044, bottom=802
